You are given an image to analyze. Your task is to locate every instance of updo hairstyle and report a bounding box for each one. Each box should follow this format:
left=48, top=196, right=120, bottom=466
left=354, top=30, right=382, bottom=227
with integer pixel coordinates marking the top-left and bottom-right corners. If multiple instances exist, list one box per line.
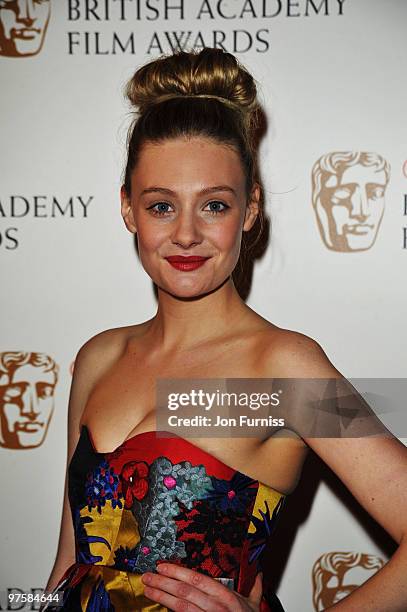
left=123, top=47, right=266, bottom=291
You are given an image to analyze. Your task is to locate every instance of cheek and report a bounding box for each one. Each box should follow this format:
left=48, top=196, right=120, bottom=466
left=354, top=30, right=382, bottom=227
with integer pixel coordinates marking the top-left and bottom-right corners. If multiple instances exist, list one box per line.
left=1, top=11, right=17, bottom=36
left=207, top=214, right=243, bottom=249
left=37, top=6, right=51, bottom=27
left=136, top=220, right=168, bottom=252
left=371, top=197, right=385, bottom=214
left=137, top=232, right=161, bottom=253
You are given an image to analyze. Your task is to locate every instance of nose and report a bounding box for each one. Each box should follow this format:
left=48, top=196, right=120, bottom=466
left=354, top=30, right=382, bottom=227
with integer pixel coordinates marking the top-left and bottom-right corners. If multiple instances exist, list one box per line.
left=16, top=0, right=36, bottom=27
left=171, top=209, right=203, bottom=249
left=20, top=385, right=40, bottom=419
left=349, top=186, right=370, bottom=221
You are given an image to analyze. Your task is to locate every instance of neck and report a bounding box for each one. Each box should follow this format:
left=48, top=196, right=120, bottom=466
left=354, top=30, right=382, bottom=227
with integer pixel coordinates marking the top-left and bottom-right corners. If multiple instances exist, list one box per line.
left=146, top=277, right=250, bottom=352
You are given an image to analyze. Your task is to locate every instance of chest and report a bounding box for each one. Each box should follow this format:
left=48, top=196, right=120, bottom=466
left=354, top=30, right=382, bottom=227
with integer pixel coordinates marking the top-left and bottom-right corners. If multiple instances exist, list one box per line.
left=81, top=344, right=309, bottom=495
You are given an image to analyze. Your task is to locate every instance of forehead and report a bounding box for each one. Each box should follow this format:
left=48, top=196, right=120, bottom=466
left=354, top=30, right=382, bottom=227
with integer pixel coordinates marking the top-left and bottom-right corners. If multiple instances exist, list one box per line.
left=132, top=137, right=245, bottom=194
left=325, top=165, right=387, bottom=187
left=6, top=364, right=55, bottom=384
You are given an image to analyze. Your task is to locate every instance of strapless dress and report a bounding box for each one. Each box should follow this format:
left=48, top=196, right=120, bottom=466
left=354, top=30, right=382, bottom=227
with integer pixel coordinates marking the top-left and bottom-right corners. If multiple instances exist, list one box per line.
left=47, top=425, right=288, bottom=611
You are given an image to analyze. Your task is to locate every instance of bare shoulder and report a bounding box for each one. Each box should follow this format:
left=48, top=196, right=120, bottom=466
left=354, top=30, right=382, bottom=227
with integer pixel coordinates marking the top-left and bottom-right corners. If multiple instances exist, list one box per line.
left=75, top=321, right=147, bottom=373
left=260, top=326, right=342, bottom=379
left=70, top=322, right=149, bottom=426
left=261, top=328, right=407, bottom=545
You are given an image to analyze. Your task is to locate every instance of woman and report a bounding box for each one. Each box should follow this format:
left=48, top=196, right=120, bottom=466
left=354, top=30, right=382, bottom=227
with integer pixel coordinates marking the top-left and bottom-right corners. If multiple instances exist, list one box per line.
left=42, top=47, right=407, bottom=611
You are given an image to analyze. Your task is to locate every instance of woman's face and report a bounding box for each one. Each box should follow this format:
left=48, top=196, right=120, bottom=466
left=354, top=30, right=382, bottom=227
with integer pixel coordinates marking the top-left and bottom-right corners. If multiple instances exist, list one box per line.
left=121, top=136, right=260, bottom=298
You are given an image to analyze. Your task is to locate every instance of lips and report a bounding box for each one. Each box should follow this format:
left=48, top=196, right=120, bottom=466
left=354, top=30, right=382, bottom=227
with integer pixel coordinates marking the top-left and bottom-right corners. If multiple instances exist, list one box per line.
left=17, top=422, right=42, bottom=431
left=346, top=224, right=373, bottom=234
left=166, top=256, right=209, bottom=263
left=11, top=28, right=41, bottom=40
left=165, top=255, right=210, bottom=271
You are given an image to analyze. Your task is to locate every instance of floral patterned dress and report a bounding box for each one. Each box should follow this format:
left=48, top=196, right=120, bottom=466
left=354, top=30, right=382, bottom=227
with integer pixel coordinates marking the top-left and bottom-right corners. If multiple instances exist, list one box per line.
left=47, top=425, right=287, bottom=611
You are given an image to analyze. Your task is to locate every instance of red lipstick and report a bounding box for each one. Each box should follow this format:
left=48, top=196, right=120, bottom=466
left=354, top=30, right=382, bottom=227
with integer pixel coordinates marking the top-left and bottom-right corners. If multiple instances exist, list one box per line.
left=165, top=255, right=210, bottom=271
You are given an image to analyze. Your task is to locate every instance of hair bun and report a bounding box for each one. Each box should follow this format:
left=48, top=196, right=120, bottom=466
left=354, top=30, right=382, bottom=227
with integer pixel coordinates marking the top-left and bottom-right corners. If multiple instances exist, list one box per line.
left=125, top=47, right=259, bottom=120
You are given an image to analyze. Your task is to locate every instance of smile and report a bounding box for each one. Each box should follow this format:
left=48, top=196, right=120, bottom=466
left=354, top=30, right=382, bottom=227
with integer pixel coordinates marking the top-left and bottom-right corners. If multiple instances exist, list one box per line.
left=11, top=28, right=41, bottom=40
left=345, top=224, right=373, bottom=235
left=165, top=255, right=211, bottom=271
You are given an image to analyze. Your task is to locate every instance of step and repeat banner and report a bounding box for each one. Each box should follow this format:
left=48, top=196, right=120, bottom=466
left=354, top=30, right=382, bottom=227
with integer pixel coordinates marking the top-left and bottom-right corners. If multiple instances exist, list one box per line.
left=1, top=1, right=406, bottom=610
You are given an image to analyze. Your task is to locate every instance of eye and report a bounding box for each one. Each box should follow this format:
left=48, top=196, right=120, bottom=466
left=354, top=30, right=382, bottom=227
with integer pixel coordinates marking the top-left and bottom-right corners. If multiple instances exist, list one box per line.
left=203, top=200, right=230, bottom=214
left=367, top=185, right=385, bottom=200
left=147, top=202, right=173, bottom=216
left=37, top=383, right=54, bottom=399
left=331, top=188, right=352, bottom=201
left=3, top=385, right=23, bottom=401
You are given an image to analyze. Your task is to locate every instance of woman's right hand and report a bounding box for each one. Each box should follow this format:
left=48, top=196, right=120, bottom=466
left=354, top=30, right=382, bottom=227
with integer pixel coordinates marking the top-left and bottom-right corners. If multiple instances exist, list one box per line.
left=142, top=562, right=265, bottom=611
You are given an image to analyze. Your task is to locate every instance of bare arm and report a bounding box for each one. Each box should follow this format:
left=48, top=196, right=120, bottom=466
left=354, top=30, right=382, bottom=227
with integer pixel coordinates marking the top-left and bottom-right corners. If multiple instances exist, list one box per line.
left=274, top=333, right=407, bottom=611
left=43, top=328, right=129, bottom=594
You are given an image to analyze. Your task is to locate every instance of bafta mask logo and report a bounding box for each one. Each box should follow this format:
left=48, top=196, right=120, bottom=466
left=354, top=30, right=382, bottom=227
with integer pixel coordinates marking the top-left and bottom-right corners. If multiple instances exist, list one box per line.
left=0, top=0, right=51, bottom=58
left=0, top=351, right=58, bottom=449
left=311, top=152, right=390, bottom=252
left=312, top=551, right=384, bottom=611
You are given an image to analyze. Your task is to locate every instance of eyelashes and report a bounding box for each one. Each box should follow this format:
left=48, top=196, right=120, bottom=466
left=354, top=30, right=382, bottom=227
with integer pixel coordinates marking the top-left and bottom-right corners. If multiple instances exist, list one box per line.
left=147, top=202, right=171, bottom=216
left=146, top=200, right=230, bottom=217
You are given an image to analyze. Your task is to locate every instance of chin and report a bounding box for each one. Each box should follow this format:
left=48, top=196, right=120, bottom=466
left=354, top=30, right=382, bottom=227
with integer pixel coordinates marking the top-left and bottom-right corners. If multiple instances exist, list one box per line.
left=165, top=285, right=211, bottom=299
left=158, top=277, right=219, bottom=299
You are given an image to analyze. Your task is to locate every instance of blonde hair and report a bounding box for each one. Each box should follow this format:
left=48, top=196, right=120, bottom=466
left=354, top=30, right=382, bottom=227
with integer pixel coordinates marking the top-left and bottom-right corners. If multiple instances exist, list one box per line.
left=123, top=47, right=266, bottom=291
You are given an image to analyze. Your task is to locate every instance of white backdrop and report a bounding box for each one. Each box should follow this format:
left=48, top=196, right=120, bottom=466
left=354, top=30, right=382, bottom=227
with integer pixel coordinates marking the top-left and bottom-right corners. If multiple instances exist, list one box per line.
left=1, top=1, right=406, bottom=610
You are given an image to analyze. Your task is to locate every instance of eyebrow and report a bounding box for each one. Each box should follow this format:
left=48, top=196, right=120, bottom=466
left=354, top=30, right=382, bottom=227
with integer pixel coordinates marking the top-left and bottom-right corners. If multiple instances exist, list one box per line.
left=139, top=185, right=238, bottom=197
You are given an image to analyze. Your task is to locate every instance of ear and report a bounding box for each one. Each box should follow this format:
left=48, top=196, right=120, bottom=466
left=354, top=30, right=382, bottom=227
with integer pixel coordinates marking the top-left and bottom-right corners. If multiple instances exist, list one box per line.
left=120, top=185, right=137, bottom=234
left=243, top=182, right=261, bottom=232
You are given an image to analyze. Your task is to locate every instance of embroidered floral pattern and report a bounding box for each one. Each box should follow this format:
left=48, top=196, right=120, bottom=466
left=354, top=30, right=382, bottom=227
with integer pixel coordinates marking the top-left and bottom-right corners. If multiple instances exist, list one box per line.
left=85, top=460, right=123, bottom=513
left=173, top=476, right=257, bottom=577
left=120, top=460, right=149, bottom=507
left=206, top=472, right=257, bottom=514
left=73, top=507, right=111, bottom=565
left=248, top=496, right=286, bottom=565
left=64, top=426, right=288, bottom=610
left=113, top=455, right=213, bottom=573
